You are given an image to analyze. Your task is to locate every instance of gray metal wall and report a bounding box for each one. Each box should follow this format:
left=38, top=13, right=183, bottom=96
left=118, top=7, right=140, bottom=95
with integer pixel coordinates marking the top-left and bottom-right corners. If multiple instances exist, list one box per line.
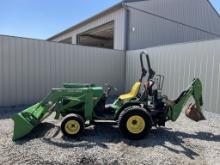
left=125, top=39, right=220, bottom=114
left=0, top=35, right=125, bottom=107
left=125, top=0, right=220, bottom=50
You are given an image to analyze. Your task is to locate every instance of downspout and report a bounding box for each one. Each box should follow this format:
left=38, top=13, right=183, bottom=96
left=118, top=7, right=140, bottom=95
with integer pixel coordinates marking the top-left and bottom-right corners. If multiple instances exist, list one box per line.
left=122, top=2, right=130, bottom=92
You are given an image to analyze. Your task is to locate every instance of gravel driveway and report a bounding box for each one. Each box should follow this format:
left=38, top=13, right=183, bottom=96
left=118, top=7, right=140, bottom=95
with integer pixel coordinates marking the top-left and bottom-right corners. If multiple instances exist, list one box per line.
left=0, top=107, right=219, bottom=165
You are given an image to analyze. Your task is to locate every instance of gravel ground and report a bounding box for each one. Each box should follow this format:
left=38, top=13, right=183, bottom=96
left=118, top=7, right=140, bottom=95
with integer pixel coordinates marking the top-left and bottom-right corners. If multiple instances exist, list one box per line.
left=0, top=107, right=219, bottom=165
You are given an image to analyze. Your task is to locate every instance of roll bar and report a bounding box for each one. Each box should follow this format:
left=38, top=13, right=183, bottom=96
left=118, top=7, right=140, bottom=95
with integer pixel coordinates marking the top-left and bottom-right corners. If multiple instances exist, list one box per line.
left=140, top=52, right=155, bottom=82
left=140, top=52, right=147, bottom=82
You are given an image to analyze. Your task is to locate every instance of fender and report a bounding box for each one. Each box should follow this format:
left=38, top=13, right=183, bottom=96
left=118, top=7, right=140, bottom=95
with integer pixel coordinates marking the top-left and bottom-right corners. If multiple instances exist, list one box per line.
left=114, top=100, right=142, bottom=120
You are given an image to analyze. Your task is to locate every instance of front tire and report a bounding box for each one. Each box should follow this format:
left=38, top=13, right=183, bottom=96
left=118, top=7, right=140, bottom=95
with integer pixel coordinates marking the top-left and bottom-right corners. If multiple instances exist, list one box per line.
left=61, top=114, right=85, bottom=138
left=118, top=106, right=152, bottom=140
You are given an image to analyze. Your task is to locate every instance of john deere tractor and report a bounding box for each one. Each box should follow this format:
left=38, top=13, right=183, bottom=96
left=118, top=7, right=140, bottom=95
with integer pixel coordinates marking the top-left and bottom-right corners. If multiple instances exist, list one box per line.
left=12, top=52, right=205, bottom=141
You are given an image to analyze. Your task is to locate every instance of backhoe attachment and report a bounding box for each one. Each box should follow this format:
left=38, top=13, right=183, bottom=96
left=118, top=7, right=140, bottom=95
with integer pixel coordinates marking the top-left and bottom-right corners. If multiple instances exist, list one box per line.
left=167, top=78, right=205, bottom=122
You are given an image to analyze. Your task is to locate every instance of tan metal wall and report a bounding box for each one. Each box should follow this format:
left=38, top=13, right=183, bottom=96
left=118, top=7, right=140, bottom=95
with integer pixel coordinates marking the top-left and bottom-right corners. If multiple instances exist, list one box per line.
left=126, top=39, right=220, bottom=114
left=0, top=35, right=125, bottom=106
left=51, top=8, right=126, bottom=50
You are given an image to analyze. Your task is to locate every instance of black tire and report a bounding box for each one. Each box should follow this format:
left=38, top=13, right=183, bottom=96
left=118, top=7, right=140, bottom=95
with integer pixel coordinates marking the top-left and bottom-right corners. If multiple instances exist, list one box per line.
left=118, top=106, right=152, bottom=140
left=61, top=113, right=85, bottom=138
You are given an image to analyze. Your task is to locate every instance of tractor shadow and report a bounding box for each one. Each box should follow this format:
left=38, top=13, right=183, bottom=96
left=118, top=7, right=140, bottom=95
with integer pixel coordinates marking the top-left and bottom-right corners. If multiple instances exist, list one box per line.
left=37, top=122, right=220, bottom=160
left=14, top=122, right=59, bottom=144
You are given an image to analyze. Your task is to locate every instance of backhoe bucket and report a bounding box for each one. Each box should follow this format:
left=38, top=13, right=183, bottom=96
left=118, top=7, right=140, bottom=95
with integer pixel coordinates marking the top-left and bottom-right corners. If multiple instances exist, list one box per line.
left=185, top=104, right=206, bottom=122
left=12, top=103, right=45, bottom=141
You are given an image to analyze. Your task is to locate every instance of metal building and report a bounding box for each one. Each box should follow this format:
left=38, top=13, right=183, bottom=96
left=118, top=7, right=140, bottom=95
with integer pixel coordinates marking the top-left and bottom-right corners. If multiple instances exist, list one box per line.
left=48, top=0, right=220, bottom=50
left=48, top=4, right=127, bottom=50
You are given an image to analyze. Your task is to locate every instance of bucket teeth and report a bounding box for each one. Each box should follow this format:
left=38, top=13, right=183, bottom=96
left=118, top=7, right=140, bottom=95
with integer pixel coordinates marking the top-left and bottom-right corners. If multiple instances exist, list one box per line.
left=185, top=104, right=206, bottom=122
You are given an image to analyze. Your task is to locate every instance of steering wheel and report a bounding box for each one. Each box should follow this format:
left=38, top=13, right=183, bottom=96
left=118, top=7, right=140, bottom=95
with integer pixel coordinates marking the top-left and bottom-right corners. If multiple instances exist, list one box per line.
left=104, top=83, right=118, bottom=97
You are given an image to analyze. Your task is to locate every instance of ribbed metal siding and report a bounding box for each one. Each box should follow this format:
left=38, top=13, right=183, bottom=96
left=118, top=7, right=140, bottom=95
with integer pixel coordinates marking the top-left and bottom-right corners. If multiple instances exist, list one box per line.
left=126, top=0, right=220, bottom=50
left=52, top=8, right=126, bottom=50
left=0, top=35, right=125, bottom=106
left=125, top=39, right=220, bottom=114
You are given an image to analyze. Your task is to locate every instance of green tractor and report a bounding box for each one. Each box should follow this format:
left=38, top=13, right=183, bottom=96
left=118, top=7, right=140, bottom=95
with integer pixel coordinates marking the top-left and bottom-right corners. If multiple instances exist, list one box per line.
left=12, top=52, right=205, bottom=141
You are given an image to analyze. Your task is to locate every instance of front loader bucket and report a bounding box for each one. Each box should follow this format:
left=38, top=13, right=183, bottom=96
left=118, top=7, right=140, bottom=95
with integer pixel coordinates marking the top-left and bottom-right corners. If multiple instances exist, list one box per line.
left=12, top=113, right=35, bottom=141
left=185, top=104, right=206, bottom=122
left=12, top=103, right=45, bottom=141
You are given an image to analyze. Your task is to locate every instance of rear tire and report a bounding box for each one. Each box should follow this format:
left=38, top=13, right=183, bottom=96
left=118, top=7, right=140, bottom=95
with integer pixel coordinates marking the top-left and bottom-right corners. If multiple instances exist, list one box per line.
left=118, top=106, right=152, bottom=140
left=61, top=113, right=85, bottom=138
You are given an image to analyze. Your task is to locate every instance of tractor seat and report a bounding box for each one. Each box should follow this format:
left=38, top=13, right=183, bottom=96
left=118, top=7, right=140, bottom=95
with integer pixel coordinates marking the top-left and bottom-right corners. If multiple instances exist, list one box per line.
left=119, top=81, right=141, bottom=101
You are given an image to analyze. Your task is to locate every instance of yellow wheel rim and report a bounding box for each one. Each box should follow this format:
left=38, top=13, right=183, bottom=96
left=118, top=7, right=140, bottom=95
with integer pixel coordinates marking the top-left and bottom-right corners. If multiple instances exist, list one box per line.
left=65, top=120, right=80, bottom=135
left=126, top=115, right=145, bottom=134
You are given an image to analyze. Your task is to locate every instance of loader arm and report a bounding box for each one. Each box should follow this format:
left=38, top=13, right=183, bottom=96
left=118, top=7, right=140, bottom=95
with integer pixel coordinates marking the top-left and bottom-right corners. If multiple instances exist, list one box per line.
left=12, top=89, right=83, bottom=141
left=12, top=86, right=103, bottom=141
left=167, top=78, right=205, bottom=122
